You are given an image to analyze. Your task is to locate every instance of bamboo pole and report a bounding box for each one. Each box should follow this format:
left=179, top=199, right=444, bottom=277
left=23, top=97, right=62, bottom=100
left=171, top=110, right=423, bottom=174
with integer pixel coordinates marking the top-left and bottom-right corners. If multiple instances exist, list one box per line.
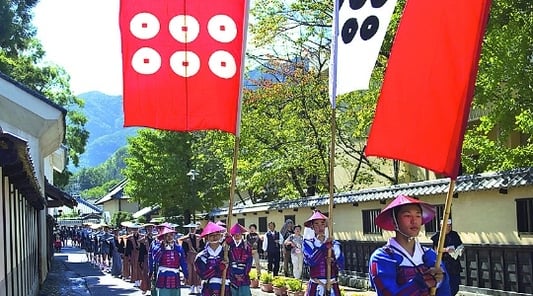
left=430, top=179, right=456, bottom=296
left=220, top=135, right=240, bottom=296
left=326, top=107, right=337, bottom=296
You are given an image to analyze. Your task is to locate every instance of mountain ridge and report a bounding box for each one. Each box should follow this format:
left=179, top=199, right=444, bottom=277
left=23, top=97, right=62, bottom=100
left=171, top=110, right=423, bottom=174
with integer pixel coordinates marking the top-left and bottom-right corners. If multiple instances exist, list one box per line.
left=74, top=91, right=137, bottom=170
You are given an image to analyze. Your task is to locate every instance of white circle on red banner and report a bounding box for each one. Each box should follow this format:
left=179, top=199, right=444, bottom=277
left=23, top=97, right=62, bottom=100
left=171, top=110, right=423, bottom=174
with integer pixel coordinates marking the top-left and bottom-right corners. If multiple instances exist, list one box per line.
left=131, top=47, right=162, bottom=74
left=170, top=51, right=201, bottom=77
left=208, top=15, right=237, bottom=43
left=209, top=50, right=236, bottom=79
left=169, top=15, right=200, bottom=43
left=130, top=13, right=160, bottom=40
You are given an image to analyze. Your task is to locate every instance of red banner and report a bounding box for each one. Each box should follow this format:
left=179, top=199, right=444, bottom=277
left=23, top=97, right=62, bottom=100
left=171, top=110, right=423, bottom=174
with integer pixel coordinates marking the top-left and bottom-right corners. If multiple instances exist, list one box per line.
left=365, top=0, right=492, bottom=179
left=120, top=0, right=247, bottom=134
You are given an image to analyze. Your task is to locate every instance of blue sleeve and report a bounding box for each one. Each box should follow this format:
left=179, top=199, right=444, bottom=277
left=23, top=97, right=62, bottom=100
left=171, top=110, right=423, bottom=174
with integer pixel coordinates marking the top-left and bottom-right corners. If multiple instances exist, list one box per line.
left=423, top=249, right=451, bottom=296
left=179, top=246, right=188, bottom=279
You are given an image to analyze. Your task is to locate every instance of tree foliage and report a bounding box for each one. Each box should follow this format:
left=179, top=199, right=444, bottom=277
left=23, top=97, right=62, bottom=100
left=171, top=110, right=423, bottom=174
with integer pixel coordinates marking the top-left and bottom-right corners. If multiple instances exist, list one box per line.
left=123, top=129, right=229, bottom=222
left=240, top=61, right=331, bottom=199
left=462, top=0, right=533, bottom=173
left=0, top=0, right=38, bottom=56
left=111, top=211, right=133, bottom=228
left=243, top=0, right=532, bottom=196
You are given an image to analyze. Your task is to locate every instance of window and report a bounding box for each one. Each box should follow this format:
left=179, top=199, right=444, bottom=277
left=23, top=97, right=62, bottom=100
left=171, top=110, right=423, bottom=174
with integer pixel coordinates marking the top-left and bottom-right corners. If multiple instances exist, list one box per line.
left=362, top=209, right=382, bottom=234
left=237, top=218, right=245, bottom=227
left=516, top=198, right=533, bottom=234
left=284, top=214, right=296, bottom=225
left=258, top=217, right=268, bottom=233
left=425, top=204, right=446, bottom=233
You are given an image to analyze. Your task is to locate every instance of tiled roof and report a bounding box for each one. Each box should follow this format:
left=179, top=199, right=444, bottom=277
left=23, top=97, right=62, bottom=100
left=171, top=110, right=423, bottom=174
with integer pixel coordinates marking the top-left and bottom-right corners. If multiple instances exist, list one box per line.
left=95, top=179, right=130, bottom=205
left=211, top=167, right=532, bottom=215
left=45, top=180, right=78, bottom=208
left=0, top=130, right=45, bottom=210
left=133, top=205, right=161, bottom=218
left=75, top=197, right=103, bottom=214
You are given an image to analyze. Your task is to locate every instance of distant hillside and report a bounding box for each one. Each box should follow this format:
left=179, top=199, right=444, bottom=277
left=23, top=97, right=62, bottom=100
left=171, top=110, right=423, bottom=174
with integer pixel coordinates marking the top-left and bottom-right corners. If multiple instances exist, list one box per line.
left=75, top=91, right=138, bottom=169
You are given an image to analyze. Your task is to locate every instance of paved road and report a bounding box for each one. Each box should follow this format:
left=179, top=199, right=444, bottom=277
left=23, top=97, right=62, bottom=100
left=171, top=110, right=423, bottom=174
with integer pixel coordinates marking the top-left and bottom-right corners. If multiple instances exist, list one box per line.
left=39, top=246, right=147, bottom=296
left=39, top=246, right=482, bottom=296
left=38, top=246, right=373, bottom=296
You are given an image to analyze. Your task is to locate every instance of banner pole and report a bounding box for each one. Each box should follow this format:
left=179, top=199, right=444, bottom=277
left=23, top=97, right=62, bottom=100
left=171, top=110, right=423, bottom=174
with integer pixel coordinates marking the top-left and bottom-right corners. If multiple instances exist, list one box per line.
left=430, top=179, right=456, bottom=296
left=220, top=135, right=240, bottom=296
left=326, top=106, right=337, bottom=296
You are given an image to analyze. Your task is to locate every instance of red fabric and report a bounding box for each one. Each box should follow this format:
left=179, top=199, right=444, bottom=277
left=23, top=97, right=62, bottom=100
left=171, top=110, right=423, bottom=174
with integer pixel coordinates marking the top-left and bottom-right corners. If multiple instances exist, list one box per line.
left=365, top=0, right=491, bottom=179
left=120, top=0, right=247, bottom=134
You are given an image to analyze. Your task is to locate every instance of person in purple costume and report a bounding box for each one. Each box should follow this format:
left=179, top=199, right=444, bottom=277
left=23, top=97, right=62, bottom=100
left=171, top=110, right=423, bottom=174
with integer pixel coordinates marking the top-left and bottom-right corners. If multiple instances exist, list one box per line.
left=195, top=221, right=231, bottom=296
left=151, top=227, right=188, bottom=296
left=226, top=223, right=252, bottom=296
left=303, top=210, right=344, bottom=296
left=369, top=195, right=450, bottom=296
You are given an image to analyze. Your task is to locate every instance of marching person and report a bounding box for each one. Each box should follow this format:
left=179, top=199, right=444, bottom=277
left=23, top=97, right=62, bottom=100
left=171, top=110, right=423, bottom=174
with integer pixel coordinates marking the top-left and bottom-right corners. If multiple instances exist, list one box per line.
left=303, top=211, right=344, bottom=296
left=181, top=222, right=204, bottom=295
left=194, top=221, right=230, bottom=296
left=284, top=224, right=304, bottom=279
left=151, top=226, right=188, bottom=296
left=128, top=224, right=143, bottom=287
left=140, top=224, right=156, bottom=295
left=227, top=223, right=253, bottom=296
left=110, top=229, right=124, bottom=277
left=431, top=219, right=464, bottom=296
left=262, top=222, right=284, bottom=276
left=280, top=219, right=295, bottom=277
left=246, top=224, right=262, bottom=275
left=149, top=224, right=169, bottom=296
left=369, top=194, right=450, bottom=296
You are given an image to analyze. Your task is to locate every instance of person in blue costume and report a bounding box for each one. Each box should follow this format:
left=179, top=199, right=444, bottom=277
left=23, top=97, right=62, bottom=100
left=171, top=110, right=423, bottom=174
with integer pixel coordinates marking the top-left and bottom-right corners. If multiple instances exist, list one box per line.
left=151, top=227, right=188, bottom=296
left=369, top=195, right=450, bottom=296
left=303, top=210, right=345, bottom=296
left=195, top=221, right=231, bottom=296
left=226, top=223, right=253, bottom=296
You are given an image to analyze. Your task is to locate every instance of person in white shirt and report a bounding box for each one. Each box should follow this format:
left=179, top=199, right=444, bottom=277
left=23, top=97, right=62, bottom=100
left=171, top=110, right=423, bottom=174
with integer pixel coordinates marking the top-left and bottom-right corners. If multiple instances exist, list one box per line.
left=262, top=222, right=284, bottom=276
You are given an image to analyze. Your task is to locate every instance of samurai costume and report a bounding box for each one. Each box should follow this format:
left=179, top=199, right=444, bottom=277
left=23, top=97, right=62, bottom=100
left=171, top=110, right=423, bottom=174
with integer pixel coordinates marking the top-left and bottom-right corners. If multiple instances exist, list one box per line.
left=195, top=244, right=231, bottom=296
left=152, top=240, right=188, bottom=296
left=227, top=223, right=253, bottom=296
left=369, top=238, right=451, bottom=296
left=303, top=235, right=344, bottom=296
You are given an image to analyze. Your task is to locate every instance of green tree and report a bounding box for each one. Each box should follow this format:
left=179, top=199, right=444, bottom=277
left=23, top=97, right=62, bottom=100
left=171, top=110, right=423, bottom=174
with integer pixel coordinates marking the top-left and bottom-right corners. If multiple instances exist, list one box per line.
left=123, top=129, right=229, bottom=223
left=111, top=211, right=133, bottom=228
left=246, top=0, right=532, bottom=193
left=462, top=1, right=533, bottom=173
left=0, top=0, right=38, bottom=56
left=239, top=62, right=331, bottom=199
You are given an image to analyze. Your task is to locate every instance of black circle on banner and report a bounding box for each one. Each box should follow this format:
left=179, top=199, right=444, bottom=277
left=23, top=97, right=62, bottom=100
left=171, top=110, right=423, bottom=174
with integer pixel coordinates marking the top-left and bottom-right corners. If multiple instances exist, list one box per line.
left=360, top=15, right=379, bottom=40
left=348, top=0, right=366, bottom=10
left=370, top=0, right=388, bottom=8
left=341, top=18, right=359, bottom=44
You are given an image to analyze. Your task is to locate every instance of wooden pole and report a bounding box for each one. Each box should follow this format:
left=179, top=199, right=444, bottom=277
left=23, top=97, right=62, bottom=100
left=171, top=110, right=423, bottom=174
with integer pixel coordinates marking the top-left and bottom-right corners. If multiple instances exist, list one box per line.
left=326, top=107, right=336, bottom=296
left=220, top=135, right=240, bottom=296
left=430, top=179, right=456, bottom=296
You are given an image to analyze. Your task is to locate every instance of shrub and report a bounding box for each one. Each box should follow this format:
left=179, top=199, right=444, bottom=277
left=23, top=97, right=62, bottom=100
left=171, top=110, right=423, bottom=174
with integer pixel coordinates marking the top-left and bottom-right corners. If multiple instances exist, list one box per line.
left=285, top=278, right=305, bottom=291
left=249, top=269, right=258, bottom=281
left=272, top=276, right=287, bottom=288
left=260, top=271, right=273, bottom=284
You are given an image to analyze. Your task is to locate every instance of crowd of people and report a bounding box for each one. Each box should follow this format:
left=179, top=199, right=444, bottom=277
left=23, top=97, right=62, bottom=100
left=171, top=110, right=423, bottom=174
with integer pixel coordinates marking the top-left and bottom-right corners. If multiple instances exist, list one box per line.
left=53, top=194, right=465, bottom=296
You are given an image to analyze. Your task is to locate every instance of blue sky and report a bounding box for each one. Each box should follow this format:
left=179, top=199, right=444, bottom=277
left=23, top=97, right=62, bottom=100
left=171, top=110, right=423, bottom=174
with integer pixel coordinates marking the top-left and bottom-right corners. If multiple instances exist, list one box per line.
left=33, top=0, right=123, bottom=96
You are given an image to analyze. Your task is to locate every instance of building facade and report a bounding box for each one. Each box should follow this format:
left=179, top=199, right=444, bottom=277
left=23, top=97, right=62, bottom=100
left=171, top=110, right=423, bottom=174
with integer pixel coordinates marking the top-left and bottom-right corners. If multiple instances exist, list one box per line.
left=0, top=72, right=67, bottom=296
left=207, top=167, right=533, bottom=294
